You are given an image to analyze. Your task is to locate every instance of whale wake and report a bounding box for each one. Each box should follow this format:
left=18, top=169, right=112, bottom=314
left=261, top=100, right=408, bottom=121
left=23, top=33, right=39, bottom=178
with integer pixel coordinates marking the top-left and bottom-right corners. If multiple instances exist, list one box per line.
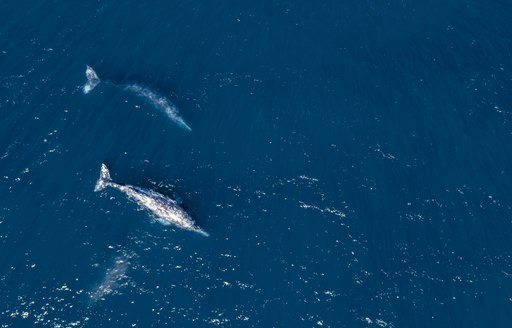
left=82, top=66, right=191, bottom=131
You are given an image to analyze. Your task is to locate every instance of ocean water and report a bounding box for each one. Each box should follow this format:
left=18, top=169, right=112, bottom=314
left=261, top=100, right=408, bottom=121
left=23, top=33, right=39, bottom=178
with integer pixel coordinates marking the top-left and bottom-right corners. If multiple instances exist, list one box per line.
left=1, top=0, right=512, bottom=327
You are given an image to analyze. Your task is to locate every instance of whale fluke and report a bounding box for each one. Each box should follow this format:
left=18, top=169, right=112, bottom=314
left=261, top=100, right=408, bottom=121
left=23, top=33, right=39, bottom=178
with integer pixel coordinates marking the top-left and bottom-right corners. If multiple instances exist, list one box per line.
left=83, top=65, right=100, bottom=94
left=94, top=163, right=112, bottom=191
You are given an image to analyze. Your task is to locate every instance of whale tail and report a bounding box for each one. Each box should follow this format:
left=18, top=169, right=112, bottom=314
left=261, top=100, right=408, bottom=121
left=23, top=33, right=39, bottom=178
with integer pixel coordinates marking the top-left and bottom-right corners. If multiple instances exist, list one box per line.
left=94, top=163, right=112, bottom=192
left=83, top=65, right=100, bottom=94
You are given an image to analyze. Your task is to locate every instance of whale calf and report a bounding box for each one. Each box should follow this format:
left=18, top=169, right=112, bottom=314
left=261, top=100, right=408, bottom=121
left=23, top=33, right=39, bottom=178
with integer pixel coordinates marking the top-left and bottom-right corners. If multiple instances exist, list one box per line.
left=83, top=66, right=191, bottom=131
left=94, top=164, right=208, bottom=237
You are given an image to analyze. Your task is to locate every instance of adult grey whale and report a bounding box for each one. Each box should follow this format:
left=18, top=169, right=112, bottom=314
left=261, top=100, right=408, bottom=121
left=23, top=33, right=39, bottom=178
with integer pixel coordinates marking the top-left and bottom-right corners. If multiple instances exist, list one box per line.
left=83, top=66, right=192, bottom=131
left=95, top=164, right=208, bottom=237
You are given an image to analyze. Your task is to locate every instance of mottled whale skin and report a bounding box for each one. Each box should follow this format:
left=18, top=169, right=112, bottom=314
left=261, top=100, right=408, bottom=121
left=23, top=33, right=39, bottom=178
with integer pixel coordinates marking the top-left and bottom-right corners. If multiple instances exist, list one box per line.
left=95, top=164, right=208, bottom=236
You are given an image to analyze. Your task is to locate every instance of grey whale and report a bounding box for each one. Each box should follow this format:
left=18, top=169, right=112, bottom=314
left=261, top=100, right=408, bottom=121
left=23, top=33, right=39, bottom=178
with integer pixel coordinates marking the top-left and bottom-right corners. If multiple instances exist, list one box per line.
left=95, top=164, right=208, bottom=237
left=83, top=66, right=191, bottom=131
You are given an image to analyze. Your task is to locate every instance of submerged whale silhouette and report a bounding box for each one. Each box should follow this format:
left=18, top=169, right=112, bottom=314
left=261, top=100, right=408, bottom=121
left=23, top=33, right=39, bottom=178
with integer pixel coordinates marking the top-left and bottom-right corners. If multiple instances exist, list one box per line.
left=95, top=164, right=208, bottom=237
left=83, top=66, right=191, bottom=131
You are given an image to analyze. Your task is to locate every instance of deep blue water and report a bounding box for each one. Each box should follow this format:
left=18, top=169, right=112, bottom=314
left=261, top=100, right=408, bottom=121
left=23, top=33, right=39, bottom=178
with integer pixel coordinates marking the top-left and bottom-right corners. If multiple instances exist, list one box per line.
left=1, top=1, right=512, bottom=327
